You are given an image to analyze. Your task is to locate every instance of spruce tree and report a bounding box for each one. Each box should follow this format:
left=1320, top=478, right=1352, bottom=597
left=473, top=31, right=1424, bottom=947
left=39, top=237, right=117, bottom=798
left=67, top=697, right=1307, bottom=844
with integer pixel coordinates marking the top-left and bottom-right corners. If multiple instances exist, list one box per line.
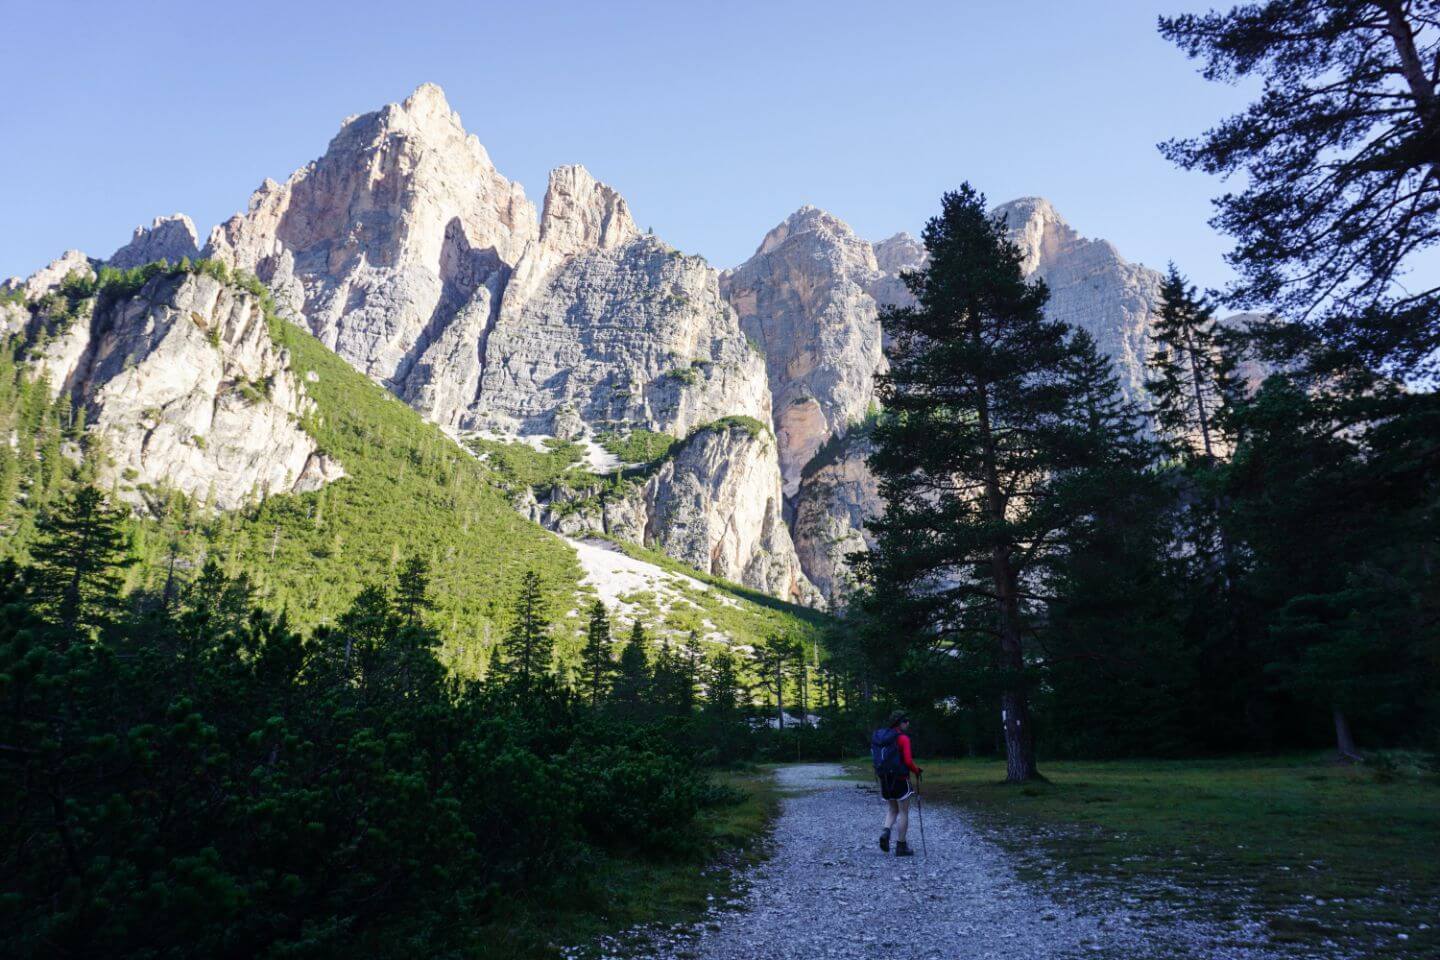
left=29, top=485, right=133, bottom=640
left=494, top=571, right=552, bottom=705
left=862, top=184, right=1139, bottom=782
left=580, top=600, right=615, bottom=706
left=1149, top=265, right=1235, bottom=461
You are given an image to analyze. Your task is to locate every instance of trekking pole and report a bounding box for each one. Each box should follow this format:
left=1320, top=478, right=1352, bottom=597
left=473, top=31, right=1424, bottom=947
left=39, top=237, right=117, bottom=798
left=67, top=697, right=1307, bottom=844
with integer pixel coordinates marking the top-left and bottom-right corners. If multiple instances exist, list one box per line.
left=915, top=772, right=927, bottom=857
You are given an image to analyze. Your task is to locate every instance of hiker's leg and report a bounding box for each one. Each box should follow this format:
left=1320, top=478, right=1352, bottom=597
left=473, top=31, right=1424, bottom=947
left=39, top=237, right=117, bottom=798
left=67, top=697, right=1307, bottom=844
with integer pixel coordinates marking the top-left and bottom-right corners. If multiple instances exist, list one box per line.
left=894, top=797, right=910, bottom=843
left=883, top=798, right=898, bottom=830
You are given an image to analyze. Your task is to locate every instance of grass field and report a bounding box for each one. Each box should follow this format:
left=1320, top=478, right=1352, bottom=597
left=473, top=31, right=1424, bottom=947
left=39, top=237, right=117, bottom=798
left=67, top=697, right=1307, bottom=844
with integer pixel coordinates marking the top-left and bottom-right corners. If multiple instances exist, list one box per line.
left=895, top=755, right=1439, bottom=957
left=503, top=768, right=779, bottom=958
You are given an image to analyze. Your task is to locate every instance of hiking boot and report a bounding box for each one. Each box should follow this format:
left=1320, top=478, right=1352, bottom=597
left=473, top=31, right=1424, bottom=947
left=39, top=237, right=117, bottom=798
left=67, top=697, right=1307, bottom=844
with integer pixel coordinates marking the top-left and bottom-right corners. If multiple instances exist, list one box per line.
left=895, top=840, right=914, bottom=857
left=879, top=828, right=891, bottom=852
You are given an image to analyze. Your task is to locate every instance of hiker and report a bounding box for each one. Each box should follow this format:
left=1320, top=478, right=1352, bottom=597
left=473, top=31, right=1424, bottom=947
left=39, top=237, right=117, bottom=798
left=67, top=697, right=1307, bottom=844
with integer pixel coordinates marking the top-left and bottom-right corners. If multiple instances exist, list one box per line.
left=871, top=710, right=922, bottom=857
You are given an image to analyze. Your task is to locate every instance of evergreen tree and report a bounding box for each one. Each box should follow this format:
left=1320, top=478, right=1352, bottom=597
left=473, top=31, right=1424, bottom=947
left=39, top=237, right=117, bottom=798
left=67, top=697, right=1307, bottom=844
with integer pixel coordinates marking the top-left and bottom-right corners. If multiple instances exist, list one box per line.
left=494, top=570, right=553, bottom=704
left=704, top=648, right=742, bottom=719
left=393, top=553, right=433, bottom=627
left=612, top=620, right=651, bottom=712
left=580, top=600, right=615, bottom=706
left=861, top=185, right=1141, bottom=782
left=1160, top=1, right=1440, bottom=377
left=1148, top=265, right=1236, bottom=461
left=28, top=485, right=133, bottom=639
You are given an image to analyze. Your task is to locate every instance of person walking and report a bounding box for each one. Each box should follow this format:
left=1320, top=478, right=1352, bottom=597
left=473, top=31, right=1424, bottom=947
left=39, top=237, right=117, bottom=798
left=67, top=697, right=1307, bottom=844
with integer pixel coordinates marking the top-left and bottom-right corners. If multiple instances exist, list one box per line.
left=871, top=710, right=922, bottom=856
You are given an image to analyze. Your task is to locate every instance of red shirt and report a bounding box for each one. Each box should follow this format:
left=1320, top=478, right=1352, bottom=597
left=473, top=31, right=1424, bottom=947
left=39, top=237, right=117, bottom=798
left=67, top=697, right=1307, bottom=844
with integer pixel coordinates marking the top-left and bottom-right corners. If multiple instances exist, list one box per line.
left=896, top=731, right=920, bottom=774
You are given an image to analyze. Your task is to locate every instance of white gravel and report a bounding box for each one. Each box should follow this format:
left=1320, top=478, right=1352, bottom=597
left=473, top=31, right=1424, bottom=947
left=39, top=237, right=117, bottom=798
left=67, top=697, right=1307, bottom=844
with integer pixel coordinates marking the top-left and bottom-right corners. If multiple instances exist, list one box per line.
left=578, top=763, right=1298, bottom=960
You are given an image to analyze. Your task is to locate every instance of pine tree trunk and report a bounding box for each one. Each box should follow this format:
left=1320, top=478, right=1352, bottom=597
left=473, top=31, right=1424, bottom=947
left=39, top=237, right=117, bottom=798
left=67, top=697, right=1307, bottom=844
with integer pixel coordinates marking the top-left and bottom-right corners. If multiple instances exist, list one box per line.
left=1333, top=706, right=1363, bottom=762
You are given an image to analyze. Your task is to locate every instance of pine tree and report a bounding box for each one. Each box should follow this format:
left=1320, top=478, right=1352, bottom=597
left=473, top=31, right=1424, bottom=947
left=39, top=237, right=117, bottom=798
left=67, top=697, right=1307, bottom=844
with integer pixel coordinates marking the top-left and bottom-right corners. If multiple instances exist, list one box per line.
left=580, top=600, right=615, bottom=706
left=612, top=620, right=651, bottom=711
left=494, top=571, right=552, bottom=704
left=1160, top=1, right=1440, bottom=377
left=393, top=554, right=433, bottom=627
left=1149, top=265, right=1235, bottom=461
left=704, top=649, right=741, bottom=718
left=862, top=185, right=1143, bottom=782
left=28, top=485, right=133, bottom=640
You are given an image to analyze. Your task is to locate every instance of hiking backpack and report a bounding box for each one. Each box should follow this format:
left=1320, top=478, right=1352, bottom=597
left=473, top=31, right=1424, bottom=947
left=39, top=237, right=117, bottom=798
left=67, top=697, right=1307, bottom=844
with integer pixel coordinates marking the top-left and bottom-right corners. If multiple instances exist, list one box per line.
left=870, top=727, right=906, bottom=776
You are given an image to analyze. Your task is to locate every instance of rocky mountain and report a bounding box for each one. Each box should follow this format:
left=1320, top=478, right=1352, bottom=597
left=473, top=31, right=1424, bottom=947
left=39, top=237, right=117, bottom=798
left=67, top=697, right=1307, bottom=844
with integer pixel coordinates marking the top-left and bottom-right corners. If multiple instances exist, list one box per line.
left=720, top=207, right=895, bottom=497
left=108, top=215, right=201, bottom=270
left=994, top=197, right=1162, bottom=406
left=6, top=83, right=1188, bottom=610
left=12, top=268, right=341, bottom=510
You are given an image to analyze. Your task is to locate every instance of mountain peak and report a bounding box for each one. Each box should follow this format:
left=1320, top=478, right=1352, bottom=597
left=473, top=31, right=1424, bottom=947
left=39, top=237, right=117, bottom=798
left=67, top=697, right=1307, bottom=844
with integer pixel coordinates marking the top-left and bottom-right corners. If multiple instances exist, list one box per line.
left=756, top=205, right=857, bottom=256
left=109, top=214, right=200, bottom=269
left=539, top=164, right=638, bottom=257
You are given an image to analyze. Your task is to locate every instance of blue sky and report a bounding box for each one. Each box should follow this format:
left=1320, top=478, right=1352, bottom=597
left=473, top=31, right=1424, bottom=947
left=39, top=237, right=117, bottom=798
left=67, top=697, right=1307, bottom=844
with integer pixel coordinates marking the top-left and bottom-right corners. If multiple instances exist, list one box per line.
left=1, top=0, right=1249, bottom=287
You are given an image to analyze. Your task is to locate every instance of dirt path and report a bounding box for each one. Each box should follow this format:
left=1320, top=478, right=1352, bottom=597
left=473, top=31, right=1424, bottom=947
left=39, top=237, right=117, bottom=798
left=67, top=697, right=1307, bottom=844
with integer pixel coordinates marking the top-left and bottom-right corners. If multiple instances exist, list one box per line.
left=584, top=763, right=1293, bottom=960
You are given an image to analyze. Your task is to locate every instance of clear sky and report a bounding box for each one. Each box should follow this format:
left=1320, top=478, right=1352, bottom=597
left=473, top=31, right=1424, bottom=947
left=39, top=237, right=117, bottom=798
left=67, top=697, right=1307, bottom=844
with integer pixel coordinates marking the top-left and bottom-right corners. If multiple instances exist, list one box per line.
left=1, top=0, right=1251, bottom=288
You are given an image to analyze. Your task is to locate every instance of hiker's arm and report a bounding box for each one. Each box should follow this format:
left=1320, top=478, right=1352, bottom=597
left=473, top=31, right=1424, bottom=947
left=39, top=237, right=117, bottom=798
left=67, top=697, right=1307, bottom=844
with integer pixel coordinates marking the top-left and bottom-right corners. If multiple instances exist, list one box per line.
left=898, top=734, right=921, bottom=775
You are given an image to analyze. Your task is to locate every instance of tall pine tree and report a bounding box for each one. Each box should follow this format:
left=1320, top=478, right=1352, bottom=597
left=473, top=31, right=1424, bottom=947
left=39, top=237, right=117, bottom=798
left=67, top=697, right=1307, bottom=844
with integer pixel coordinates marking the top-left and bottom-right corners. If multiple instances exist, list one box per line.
left=862, top=185, right=1142, bottom=782
left=580, top=600, right=615, bottom=707
left=29, top=485, right=133, bottom=640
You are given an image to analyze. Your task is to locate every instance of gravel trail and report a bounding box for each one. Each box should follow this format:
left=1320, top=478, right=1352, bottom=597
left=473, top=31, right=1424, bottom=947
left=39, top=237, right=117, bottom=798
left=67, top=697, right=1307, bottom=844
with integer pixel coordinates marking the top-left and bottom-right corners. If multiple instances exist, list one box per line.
left=587, top=763, right=1291, bottom=960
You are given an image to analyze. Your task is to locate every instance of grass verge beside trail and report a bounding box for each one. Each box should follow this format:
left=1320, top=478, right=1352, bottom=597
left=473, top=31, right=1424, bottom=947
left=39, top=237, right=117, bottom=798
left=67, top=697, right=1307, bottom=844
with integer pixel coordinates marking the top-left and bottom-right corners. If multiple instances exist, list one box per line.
left=502, top=768, right=780, bottom=958
left=892, top=755, right=1438, bottom=958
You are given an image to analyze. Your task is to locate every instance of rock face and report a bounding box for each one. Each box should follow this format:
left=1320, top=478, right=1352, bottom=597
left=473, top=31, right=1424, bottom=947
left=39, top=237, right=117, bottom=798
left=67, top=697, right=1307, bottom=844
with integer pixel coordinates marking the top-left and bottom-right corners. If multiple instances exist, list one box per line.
left=721, top=207, right=892, bottom=496
left=478, top=233, right=770, bottom=437
left=642, top=420, right=821, bottom=606
left=993, top=197, right=1161, bottom=406
left=4, top=249, right=96, bottom=300
left=205, top=82, right=537, bottom=395
left=21, top=271, right=341, bottom=510
left=790, top=430, right=879, bottom=604
left=108, top=215, right=200, bottom=269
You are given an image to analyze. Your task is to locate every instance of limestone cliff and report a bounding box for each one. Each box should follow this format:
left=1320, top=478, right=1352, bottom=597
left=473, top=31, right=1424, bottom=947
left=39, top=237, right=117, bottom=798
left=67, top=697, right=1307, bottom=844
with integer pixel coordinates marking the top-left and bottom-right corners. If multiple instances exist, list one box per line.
left=721, top=207, right=891, bottom=496
left=993, top=197, right=1161, bottom=407
left=642, top=420, right=821, bottom=606
left=108, top=215, right=200, bottom=269
left=790, top=430, right=879, bottom=604
left=20, top=270, right=341, bottom=510
left=204, top=82, right=537, bottom=395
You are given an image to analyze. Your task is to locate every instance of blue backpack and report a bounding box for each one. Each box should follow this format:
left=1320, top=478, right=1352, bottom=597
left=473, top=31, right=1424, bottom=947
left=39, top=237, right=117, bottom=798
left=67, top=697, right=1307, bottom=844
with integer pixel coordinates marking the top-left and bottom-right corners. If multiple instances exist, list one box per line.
left=870, top=727, right=906, bottom=776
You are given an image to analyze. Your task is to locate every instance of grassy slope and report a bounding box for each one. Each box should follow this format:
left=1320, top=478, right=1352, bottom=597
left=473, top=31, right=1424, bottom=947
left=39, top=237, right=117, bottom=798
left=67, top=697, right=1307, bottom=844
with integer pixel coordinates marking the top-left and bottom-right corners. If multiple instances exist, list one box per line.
left=904, top=756, right=1439, bottom=958
left=168, top=318, right=587, bottom=674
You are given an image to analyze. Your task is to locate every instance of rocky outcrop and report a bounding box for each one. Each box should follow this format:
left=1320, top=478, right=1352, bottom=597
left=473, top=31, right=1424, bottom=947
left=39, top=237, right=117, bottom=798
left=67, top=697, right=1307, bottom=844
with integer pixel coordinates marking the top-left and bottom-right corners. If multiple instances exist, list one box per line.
left=3, top=249, right=96, bottom=300
left=108, top=215, right=200, bottom=269
left=21, top=270, right=341, bottom=510
left=476, top=231, right=770, bottom=436
left=868, top=232, right=926, bottom=316
left=790, top=430, right=879, bottom=604
left=993, top=197, right=1161, bottom=407
left=204, top=82, right=537, bottom=395
left=721, top=207, right=891, bottom=496
left=642, top=419, right=821, bottom=606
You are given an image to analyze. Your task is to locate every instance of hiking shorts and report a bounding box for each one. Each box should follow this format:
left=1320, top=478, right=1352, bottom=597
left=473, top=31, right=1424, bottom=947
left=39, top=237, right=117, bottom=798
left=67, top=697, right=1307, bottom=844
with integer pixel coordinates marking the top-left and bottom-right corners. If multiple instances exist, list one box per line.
left=878, top=772, right=913, bottom=801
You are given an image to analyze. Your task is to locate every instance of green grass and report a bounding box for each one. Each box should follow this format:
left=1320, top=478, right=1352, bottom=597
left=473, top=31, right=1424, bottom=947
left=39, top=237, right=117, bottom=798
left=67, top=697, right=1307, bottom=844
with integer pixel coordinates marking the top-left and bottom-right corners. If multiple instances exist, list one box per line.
left=503, top=768, right=780, bottom=958
left=898, top=755, right=1440, bottom=957
left=596, top=428, right=679, bottom=465
left=465, top=434, right=591, bottom=488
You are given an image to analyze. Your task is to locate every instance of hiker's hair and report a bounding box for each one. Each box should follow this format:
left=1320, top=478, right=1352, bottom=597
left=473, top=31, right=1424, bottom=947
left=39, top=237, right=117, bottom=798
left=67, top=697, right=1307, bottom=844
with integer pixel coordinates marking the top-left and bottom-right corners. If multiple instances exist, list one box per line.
left=886, top=709, right=909, bottom=727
